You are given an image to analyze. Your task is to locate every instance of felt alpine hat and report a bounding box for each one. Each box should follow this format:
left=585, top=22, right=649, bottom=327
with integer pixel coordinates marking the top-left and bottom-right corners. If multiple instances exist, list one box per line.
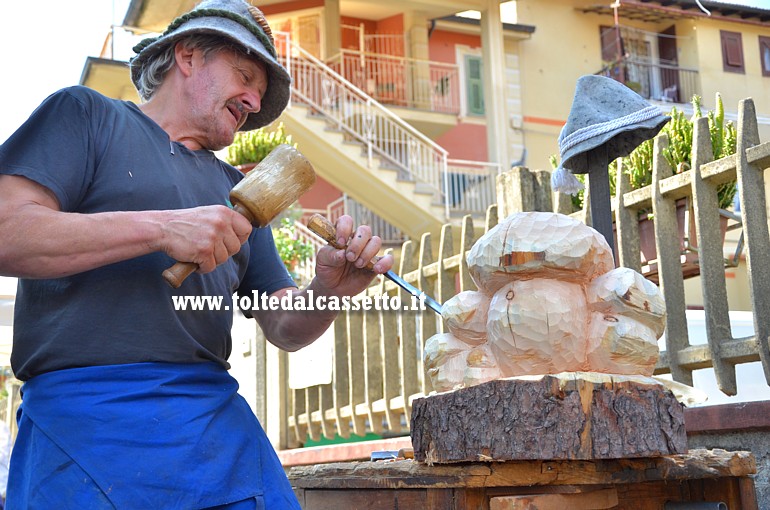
left=552, top=74, right=669, bottom=194
left=130, top=0, right=291, bottom=131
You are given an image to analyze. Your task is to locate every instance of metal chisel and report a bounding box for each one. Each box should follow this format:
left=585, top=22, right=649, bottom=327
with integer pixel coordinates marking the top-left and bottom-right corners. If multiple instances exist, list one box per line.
left=306, top=214, right=443, bottom=315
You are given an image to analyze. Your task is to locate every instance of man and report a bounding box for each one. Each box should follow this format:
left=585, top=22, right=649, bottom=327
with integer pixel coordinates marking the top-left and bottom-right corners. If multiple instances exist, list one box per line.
left=0, top=0, right=392, bottom=508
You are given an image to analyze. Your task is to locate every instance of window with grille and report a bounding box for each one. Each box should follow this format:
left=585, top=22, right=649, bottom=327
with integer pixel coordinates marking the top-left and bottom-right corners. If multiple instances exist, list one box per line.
left=721, top=30, right=745, bottom=74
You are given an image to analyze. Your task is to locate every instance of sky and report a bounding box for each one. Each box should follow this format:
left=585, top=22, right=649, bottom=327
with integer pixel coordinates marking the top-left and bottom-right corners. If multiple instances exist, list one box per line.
left=0, top=0, right=136, bottom=143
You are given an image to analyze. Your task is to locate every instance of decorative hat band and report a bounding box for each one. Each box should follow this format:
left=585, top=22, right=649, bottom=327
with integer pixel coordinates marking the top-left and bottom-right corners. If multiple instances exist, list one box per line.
left=558, top=105, right=662, bottom=155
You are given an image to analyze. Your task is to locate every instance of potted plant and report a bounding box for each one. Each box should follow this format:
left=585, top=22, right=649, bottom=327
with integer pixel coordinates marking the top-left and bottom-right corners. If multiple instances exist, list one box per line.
left=225, top=122, right=296, bottom=172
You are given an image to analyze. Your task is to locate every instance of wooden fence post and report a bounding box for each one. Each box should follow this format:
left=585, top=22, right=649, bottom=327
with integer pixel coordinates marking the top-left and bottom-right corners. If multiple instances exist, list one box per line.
left=347, top=311, right=367, bottom=436
left=380, top=248, right=400, bottom=430
left=418, top=232, right=437, bottom=394
left=737, top=98, right=770, bottom=384
left=332, top=314, right=351, bottom=439
left=398, top=240, right=419, bottom=424
left=691, top=116, right=737, bottom=395
left=615, top=159, right=641, bottom=272
left=652, top=133, right=693, bottom=386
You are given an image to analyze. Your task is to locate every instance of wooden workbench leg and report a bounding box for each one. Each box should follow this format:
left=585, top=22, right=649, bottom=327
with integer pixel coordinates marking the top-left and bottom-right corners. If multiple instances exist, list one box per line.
left=739, top=476, right=759, bottom=510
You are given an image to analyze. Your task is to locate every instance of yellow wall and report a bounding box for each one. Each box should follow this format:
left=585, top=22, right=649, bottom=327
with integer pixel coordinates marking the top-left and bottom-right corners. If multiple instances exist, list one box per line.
left=514, top=0, right=770, bottom=172
left=694, top=19, right=770, bottom=116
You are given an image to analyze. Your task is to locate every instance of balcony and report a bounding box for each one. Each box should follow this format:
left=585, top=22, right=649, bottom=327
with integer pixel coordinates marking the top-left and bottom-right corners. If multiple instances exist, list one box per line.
left=597, top=58, right=700, bottom=104
left=328, top=50, right=461, bottom=138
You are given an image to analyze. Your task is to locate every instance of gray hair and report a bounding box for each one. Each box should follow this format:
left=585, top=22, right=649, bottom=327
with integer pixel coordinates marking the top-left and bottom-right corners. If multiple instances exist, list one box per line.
left=131, top=33, right=253, bottom=101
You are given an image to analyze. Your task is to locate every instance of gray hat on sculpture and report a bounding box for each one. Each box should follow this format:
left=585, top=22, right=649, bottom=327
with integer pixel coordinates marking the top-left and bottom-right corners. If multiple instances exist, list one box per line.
left=130, top=0, right=291, bottom=131
left=552, top=75, right=669, bottom=194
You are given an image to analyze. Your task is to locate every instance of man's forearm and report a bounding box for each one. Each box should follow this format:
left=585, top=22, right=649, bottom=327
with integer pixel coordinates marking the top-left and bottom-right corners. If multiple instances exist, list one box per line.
left=0, top=204, right=164, bottom=278
left=256, top=279, right=344, bottom=352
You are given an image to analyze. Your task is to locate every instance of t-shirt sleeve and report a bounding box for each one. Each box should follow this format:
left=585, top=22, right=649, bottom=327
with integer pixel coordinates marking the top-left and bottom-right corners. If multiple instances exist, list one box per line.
left=237, top=226, right=298, bottom=311
left=0, top=88, right=95, bottom=211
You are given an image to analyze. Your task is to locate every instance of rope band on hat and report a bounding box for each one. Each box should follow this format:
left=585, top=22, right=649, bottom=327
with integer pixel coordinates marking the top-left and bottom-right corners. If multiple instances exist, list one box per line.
left=558, top=105, right=662, bottom=154
left=132, top=8, right=277, bottom=59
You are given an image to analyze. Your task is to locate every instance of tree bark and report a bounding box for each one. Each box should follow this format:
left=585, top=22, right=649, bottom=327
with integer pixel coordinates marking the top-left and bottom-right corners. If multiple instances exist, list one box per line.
left=410, top=373, right=686, bottom=463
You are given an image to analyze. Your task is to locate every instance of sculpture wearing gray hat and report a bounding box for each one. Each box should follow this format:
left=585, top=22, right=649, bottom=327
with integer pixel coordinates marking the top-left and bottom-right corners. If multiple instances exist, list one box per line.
left=131, top=0, right=292, bottom=131
left=553, top=75, right=669, bottom=195
left=553, top=75, right=669, bottom=254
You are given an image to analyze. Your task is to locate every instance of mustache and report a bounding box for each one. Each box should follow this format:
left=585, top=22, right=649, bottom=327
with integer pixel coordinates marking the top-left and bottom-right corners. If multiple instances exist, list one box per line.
left=227, top=100, right=249, bottom=115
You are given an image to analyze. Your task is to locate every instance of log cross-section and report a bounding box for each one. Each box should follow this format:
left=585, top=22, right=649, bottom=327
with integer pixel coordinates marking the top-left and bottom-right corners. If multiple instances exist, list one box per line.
left=410, top=374, right=687, bottom=463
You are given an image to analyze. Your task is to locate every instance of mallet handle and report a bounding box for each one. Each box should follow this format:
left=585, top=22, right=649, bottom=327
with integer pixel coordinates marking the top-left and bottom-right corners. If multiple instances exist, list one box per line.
left=162, top=203, right=251, bottom=289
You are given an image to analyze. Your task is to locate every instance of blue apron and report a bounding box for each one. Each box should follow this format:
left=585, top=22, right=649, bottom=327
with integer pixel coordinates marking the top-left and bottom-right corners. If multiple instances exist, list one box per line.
left=6, top=362, right=300, bottom=510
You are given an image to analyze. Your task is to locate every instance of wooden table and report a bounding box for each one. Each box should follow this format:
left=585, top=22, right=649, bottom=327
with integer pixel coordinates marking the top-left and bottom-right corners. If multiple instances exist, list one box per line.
left=289, top=449, right=758, bottom=509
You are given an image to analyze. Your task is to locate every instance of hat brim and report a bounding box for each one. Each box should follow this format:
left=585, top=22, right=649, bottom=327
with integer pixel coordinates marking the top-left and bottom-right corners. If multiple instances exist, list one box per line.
left=560, top=116, right=669, bottom=174
left=558, top=75, right=670, bottom=174
left=130, top=16, right=291, bottom=131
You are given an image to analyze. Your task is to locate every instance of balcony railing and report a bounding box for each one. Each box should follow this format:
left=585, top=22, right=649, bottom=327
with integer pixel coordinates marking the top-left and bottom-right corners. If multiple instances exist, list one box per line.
left=330, top=50, right=461, bottom=114
left=598, top=58, right=700, bottom=104
left=266, top=97, right=770, bottom=449
left=445, top=159, right=502, bottom=215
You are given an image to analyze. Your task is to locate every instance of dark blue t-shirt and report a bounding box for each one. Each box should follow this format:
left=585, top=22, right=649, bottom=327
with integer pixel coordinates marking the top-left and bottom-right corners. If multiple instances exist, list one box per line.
left=0, top=86, right=295, bottom=380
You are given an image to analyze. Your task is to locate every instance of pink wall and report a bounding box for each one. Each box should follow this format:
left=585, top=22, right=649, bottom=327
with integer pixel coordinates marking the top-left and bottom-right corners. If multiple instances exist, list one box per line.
left=429, top=29, right=487, bottom=161
left=436, top=123, right=489, bottom=161
left=341, top=17, right=378, bottom=49
left=377, top=14, right=404, bottom=43
left=298, top=175, right=342, bottom=213
left=429, top=29, right=481, bottom=64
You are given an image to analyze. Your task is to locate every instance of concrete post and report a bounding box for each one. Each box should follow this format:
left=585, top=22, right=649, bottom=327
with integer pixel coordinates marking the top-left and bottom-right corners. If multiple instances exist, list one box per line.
left=480, top=0, right=509, bottom=169
left=323, top=0, right=341, bottom=60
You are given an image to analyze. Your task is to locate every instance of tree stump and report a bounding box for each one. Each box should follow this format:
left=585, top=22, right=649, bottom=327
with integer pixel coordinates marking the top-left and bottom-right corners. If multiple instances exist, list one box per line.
left=410, top=373, right=686, bottom=463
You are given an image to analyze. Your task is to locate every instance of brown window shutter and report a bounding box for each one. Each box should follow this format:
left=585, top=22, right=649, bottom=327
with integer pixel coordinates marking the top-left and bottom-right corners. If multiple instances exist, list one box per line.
left=721, top=30, right=745, bottom=74
left=760, top=36, right=770, bottom=77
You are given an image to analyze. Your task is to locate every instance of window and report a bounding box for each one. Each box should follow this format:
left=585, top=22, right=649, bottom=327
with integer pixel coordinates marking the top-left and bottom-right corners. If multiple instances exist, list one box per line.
left=464, top=55, right=484, bottom=116
left=721, top=30, right=745, bottom=74
left=760, top=36, right=770, bottom=77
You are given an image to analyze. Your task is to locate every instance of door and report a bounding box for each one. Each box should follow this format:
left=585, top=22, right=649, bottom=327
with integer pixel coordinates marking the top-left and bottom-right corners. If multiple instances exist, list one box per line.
left=658, top=25, right=680, bottom=102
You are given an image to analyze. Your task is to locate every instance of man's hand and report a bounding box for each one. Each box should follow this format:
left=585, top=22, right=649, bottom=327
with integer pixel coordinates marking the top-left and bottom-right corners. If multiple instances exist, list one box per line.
left=313, top=215, right=394, bottom=298
left=154, top=205, right=252, bottom=273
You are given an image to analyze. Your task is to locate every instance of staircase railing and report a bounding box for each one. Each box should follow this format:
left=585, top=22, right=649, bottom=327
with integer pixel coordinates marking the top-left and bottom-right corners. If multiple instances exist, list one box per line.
left=274, top=32, right=450, bottom=217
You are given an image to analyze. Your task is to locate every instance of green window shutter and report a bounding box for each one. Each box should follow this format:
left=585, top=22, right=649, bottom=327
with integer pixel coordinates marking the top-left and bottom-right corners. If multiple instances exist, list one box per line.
left=465, top=55, right=484, bottom=115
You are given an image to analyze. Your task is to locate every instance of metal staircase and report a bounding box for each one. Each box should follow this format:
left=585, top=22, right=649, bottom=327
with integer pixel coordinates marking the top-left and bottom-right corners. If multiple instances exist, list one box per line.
left=274, top=33, right=497, bottom=240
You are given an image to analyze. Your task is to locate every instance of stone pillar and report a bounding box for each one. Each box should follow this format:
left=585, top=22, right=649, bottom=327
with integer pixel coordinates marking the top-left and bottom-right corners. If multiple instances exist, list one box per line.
left=480, top=0, right=509, bottom=168
left=323, top=0, right=341, bottom=60
left=404, top=11, right=430, bottom=109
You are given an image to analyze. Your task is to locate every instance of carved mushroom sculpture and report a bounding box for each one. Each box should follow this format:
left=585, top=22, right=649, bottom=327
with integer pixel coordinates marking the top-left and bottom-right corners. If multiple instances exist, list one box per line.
left=424, top=212, right=666, bottom=392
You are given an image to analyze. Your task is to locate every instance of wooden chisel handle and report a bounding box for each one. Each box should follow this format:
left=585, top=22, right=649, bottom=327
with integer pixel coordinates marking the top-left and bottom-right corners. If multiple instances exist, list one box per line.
left=306, top=214, right=376, bottom=270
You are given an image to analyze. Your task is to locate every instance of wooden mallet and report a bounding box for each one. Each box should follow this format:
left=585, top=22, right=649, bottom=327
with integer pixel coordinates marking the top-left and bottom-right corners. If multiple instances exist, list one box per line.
left=162, top=144, right=316, bottom=288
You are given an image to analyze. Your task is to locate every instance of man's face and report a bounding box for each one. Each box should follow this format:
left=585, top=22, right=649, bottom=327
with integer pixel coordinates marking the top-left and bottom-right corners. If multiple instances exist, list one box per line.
left=186, top=47, right=269, bottom=150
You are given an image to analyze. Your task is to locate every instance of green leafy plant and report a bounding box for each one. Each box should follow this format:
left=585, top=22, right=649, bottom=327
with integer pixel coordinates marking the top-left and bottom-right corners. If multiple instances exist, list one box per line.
left=554, top=93, right=738, bottom=212
left=273, top=216, right=315, bottom=282
left=225, top=122, right=296, bottom=167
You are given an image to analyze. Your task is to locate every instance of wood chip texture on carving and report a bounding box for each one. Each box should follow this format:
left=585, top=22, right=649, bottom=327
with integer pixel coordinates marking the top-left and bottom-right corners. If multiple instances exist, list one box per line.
left=424, top=212, right=667, bottom=392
